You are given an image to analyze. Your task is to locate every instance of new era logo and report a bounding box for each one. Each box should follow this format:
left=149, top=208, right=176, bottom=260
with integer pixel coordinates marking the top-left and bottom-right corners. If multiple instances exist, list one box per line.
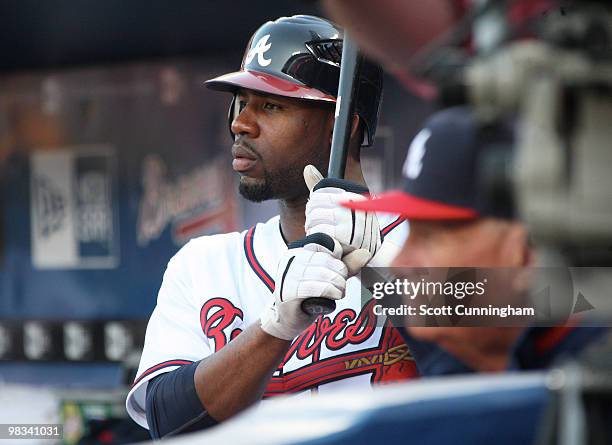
left=33, top=175, right=66, bottom=238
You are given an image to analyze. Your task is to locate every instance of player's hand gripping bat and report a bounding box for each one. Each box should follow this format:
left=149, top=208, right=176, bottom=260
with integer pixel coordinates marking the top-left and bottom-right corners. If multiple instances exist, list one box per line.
left=301, top=32, right=362, bottom=317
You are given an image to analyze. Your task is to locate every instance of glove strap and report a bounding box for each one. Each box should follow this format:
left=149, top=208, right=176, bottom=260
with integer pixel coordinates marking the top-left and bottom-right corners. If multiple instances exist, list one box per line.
left=312, top=178, right=369, bottom=194
left=288, top=232, right=336, bottom=252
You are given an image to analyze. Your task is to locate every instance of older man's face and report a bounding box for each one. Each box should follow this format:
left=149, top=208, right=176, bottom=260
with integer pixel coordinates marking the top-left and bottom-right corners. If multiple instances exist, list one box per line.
left=390, top=218, right=530, bottom=372
left=391, top=219, right=523, bottom=269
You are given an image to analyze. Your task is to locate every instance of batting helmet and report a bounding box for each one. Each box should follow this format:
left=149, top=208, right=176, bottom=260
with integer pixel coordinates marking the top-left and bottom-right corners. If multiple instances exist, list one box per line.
left=205, top=15, right=383, bottom=146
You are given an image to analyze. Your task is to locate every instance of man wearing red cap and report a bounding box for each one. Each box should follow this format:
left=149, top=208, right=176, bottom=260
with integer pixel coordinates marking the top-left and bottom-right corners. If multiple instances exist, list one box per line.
left=344, top=106, right=607, bottom=375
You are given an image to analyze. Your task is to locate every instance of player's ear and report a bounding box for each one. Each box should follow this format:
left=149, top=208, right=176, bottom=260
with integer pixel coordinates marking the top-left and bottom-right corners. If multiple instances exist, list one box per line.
left=327, top=111, right=335, bottom=145
left=328, top=114, right=361, bottom=145
left=350, top=114, right=364, bottom=153
left=350, top=114, right=360, bottom=140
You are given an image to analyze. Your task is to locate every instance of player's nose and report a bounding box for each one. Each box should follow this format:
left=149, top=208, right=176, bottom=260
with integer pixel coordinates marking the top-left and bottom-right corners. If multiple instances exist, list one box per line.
left=231, top=103, right=259, bottom=139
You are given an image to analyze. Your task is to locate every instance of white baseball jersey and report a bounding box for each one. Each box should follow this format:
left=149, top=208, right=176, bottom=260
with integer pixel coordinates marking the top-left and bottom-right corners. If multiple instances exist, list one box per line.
left=126, top=213, right=417, bottom=428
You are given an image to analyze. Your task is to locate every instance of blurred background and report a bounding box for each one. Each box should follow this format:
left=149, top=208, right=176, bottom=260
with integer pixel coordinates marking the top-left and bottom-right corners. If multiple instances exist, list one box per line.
left=0, top=1, right=433, bottom=443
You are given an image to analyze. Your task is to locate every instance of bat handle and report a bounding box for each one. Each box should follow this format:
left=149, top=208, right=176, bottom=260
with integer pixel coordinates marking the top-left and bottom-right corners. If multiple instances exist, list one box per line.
left=299, top=35, right=360, bottom=319
left=301, top=298, right=336, bottom=316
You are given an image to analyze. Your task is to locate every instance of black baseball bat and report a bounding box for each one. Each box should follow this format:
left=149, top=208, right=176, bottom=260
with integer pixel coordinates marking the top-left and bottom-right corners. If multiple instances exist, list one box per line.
left=301, top=32, right=362, bottom=317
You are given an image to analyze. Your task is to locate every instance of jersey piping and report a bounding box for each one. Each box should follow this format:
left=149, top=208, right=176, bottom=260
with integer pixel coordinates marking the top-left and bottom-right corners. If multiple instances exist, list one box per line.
left=133, top=359, right=195, bottom=387
left=381, top=216, right=405, bottom=238
left=243, top=225, right=276, bottom=292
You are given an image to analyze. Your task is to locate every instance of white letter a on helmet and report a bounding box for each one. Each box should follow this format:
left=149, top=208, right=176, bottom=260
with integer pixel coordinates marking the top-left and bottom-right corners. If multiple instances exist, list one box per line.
left=246, top=34, right=272, bottom=67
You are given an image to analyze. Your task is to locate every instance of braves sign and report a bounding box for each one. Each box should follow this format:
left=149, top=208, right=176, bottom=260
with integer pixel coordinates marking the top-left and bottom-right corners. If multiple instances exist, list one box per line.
left=137, top=155, right=238, bottom=246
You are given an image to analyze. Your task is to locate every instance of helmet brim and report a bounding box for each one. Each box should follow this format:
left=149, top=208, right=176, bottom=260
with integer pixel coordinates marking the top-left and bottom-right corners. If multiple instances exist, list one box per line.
left=205, top=70, right=336, bottom=102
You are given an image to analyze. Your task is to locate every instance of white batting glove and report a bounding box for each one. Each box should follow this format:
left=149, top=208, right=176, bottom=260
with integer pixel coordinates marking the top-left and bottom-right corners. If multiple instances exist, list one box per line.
left=260, top=233, right=348, bottom=341
left=304, top=165, right=381, bottom=276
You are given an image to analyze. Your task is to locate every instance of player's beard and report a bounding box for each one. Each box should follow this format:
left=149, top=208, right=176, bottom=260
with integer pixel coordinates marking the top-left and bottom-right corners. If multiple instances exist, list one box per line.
left=238, top=148, right=328, bottom=203
left=238, top=163, right=308, bottom=202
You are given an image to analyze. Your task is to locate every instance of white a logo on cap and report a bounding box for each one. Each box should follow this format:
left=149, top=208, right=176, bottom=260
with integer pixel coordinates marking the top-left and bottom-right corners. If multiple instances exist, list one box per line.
left=245, top=34, right=272, bottom=67
left=403, top=128, right=431, bottom=179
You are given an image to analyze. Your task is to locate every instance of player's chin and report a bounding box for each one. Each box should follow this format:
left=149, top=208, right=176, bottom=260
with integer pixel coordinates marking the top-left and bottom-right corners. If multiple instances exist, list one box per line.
left=238, top=177, right=273, bottom=202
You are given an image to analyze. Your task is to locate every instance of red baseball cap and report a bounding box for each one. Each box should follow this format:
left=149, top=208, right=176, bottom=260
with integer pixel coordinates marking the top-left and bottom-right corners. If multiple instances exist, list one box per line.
left=344, top=107, right=515, bottom=220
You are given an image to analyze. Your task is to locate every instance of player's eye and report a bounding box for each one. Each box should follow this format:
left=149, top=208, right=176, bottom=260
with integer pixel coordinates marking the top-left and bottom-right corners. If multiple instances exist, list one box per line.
left=263, top=102, right=282, bottom=111
left=237, top=99, right=247, bottom=113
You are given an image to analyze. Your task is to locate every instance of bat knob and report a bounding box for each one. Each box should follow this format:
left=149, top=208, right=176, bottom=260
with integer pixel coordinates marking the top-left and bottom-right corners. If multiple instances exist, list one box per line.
left=301, top=297, right=336, bottom=316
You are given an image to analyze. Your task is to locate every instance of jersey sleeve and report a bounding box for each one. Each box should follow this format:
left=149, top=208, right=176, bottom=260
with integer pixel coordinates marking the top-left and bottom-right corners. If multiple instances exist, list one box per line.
left=126, top=240, right=214, bottom=429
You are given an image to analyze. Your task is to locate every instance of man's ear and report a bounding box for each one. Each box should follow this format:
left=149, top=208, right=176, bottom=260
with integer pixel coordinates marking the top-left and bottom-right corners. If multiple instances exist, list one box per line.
left=350, top=114, right=360, bottom=140
left=328, top=113, right=361, bottom=145
left=500, top=223, right=532, bottom=267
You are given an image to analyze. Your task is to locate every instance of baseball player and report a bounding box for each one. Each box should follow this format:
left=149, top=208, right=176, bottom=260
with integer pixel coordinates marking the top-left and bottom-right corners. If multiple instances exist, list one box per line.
left=126, top=15, right=417, bottom=438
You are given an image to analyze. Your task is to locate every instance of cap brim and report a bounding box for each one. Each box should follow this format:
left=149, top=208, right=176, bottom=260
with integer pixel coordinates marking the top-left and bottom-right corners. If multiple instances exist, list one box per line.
left=205, top=70, right=335, bottom=102
left=343, top=190, right=479, bottom=220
